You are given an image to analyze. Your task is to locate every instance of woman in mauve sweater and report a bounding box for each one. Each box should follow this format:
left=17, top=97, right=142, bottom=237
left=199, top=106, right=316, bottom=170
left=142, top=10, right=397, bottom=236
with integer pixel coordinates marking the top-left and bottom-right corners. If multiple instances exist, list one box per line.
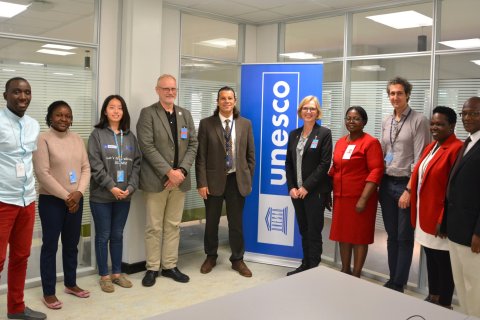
left=33, top=100, right=91, bottom=310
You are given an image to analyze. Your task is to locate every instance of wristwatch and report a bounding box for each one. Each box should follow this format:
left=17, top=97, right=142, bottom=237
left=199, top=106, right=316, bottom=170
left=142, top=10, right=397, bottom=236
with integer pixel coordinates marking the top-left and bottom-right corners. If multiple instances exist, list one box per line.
left=405, top=187, right=411, bottom=193
left=179, top=167, right=188, bottom=177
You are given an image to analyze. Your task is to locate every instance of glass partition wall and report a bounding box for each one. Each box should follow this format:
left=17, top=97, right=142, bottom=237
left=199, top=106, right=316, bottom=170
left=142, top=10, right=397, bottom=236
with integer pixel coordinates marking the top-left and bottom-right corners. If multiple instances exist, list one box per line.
left=0, top=0, right=98, bottom=291
left=282, top=0, right=480, bottom=292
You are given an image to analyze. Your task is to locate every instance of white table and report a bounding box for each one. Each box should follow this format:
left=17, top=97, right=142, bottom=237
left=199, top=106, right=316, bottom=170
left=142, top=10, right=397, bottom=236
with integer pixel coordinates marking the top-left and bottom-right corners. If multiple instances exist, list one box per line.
left=148, top=266, right=469, bottom=320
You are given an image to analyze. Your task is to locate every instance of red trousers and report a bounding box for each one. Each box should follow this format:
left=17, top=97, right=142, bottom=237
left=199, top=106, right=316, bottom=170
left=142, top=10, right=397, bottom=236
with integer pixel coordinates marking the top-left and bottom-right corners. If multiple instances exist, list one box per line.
left=0, top=201, right=35, bottom=314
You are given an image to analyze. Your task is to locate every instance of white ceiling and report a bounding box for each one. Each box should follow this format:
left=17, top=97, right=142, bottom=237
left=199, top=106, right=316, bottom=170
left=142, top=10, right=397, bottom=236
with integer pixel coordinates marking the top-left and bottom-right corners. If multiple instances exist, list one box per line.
left=0, top=0, right=478, bottom=70
left=164, top=0, right=403, bottom=24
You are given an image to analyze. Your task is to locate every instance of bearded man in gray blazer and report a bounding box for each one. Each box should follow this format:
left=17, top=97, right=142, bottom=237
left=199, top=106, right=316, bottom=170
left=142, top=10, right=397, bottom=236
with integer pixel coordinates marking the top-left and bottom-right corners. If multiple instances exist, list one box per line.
left=196, top=86, right=255, bottom=277
left=137, top=74, right=197, bottom=286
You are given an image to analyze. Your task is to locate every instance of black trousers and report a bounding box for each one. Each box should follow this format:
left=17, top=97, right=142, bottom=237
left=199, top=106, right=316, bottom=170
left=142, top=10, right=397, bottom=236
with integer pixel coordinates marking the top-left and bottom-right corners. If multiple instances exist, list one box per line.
left=204, top=173, right=245, bottom=261
left=424, top=246, right=455, bottom=306
left=291, top=190, right=326, bottom=267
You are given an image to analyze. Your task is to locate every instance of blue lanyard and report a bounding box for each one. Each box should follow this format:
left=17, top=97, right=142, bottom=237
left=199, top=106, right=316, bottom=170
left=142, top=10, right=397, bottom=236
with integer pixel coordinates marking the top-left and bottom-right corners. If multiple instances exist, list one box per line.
left=113, top=130, right=123, bottom=168
left=389, top=108, right=411, bottom=149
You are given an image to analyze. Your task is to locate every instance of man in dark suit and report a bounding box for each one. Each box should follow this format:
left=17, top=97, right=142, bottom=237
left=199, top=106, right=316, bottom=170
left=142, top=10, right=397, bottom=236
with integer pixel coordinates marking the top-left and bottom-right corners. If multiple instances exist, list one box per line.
left=137, top=74, right=197, bottom=286
left=442, top=96, right=480, bottom=317
left=196, top=86, right=255, bottom=277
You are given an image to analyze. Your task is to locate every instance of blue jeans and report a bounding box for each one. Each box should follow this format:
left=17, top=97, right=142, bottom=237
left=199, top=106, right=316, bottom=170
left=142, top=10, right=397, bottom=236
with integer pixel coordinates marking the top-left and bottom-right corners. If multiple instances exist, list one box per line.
left=90, top=201, right=130, bottom=276
left=39, top=195, right=83, bottom=296
left=379, top=175, right=414, bottom=287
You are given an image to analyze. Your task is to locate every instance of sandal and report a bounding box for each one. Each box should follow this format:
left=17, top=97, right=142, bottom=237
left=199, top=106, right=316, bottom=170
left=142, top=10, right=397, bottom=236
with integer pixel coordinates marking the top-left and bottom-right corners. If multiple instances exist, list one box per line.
left=42, top=296, right=63, bottom=310
left=99, top=278, right=115, bottom=293
left=64, top=286, right=90, bottom=298
left=112, top=274, right=133, bottom=288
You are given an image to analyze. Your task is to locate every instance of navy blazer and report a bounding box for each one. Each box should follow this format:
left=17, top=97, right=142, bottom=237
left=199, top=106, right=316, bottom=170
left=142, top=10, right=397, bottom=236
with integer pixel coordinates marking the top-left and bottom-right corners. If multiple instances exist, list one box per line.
left=442, top=138, right=480, bottom=246
left=285, top=123, right=332, bottom=194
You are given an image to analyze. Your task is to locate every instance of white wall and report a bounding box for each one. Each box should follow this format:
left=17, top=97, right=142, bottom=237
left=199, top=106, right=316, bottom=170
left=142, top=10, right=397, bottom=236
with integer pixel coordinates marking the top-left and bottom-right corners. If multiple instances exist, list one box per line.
left=256, top=23, right=278, bottom=63
left=98, top=0, right=167, bottom=265
left=161, top=7, right=181, bottom=79
left=244, top=24, right=257, bottom=63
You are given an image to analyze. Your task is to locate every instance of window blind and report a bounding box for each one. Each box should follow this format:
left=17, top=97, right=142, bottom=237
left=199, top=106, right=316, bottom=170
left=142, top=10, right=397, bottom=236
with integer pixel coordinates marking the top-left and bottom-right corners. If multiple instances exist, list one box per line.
left=1, top=63, right=94, bottom=233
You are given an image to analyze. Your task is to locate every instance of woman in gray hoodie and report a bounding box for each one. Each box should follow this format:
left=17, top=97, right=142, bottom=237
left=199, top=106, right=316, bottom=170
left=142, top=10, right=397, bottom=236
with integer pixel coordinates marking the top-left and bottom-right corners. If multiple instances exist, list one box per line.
left=88, top=95, right=141, bottom=293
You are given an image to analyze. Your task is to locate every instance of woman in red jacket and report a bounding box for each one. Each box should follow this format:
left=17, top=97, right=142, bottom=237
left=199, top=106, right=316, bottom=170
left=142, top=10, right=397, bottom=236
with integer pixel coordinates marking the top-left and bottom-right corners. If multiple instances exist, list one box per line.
left=402, top=106, right=462, bottom=308
left=329, top=106, right=384, bottom=277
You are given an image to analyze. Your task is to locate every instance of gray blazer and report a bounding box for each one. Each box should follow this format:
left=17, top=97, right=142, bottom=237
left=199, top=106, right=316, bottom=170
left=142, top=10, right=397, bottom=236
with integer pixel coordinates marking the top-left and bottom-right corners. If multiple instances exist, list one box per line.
left=196, top=115, right=255, bottom=197
left=137, top=102, right=198, bottom=192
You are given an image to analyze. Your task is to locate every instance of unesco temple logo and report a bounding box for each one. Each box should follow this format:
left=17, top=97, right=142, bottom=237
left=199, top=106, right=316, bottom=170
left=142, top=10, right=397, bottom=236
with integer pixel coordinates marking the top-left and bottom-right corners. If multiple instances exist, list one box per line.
left=265, top=207, right=288, bottom=235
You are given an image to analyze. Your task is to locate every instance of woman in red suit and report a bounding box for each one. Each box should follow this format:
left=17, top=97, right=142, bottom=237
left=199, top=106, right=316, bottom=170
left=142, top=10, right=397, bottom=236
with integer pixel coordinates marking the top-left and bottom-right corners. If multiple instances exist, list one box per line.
left=329, top=106, right=384, bottom=277
left=402, top=106, right=462, bottom=308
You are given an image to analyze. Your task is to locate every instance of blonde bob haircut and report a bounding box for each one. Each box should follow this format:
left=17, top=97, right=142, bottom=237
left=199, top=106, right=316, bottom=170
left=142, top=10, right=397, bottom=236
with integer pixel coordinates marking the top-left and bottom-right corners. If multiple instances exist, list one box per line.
left=297, top=95, right=322, bottom=120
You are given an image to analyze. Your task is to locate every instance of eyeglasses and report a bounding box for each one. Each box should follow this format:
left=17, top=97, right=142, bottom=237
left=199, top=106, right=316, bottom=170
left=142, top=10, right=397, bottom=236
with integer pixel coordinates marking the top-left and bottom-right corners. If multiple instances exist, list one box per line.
left=458, top=111, right=480, bottom=118
left=302, top=107, right=316, bottom=113
left=158, top=87, right=177, bottom=93
left=344, top=117, right=363, bottom=122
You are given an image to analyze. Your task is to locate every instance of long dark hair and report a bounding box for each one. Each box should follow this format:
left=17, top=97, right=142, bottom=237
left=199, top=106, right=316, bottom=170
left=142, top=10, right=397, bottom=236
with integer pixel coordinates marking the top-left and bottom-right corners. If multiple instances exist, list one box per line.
left=94, top=95, right=130, bottom=131
left=213, top=86, right=240, bottom=119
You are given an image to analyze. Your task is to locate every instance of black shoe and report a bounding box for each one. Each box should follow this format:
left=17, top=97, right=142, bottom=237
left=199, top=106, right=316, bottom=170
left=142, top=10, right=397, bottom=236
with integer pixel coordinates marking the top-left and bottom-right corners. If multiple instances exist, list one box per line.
left=384, top=281, right=404, bottom=293
left=7, top=307, right=47, bottom=320
left=142, top=270, right=158, bottom=287
left=161, top=267, right=190, bottom=283
left=286, top=263, right=308, bottom=276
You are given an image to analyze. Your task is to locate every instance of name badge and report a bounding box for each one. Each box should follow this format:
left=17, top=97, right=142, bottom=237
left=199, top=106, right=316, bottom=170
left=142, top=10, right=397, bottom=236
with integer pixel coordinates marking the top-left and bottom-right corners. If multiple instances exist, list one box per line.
left=117, top=170, right=125, bottom=183
left=385, top=152, right=394, bottom=165
left=180, top=127, right=188, bottom=140
left=310, top=139, right=319, bottom=149
left=69, top=170, right=77, bottom=184
left=107, top=144, right=117, bottom=149
left=342, top=145, right=356, bottom=159
left=16, top=163, right=26, bottom=178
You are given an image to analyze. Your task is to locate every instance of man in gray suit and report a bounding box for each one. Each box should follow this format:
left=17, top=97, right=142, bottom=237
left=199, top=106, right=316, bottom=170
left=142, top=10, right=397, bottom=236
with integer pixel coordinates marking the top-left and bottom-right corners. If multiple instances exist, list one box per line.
left=137, top=74, right=197, bottom=286
left=196, top=86, right=255, bottom=277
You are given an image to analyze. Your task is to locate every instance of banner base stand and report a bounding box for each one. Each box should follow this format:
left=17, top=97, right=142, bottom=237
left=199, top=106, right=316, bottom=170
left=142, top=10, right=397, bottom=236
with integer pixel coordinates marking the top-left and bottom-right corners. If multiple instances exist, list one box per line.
left=244, top=251, right=301, bottom=268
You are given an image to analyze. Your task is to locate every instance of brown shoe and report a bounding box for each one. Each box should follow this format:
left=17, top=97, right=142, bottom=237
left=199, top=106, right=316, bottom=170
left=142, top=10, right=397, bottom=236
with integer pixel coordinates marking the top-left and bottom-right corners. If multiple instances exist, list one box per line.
left=200, top=256, right=217, bottom=274
left=232, top=260, right=252, bottom=277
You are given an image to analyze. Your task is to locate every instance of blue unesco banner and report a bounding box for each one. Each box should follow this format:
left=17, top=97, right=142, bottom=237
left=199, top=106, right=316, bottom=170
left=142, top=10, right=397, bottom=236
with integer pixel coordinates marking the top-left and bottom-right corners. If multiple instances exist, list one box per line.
left=241, top=63, right=323, bottom=260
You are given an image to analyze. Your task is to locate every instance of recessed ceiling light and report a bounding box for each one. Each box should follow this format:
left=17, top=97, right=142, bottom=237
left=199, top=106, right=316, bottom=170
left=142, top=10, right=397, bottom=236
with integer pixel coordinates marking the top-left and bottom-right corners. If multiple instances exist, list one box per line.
left=279, top=52, right=321, bottom=60
left=471, top=60, right=480, bottom=66
left=352, top=65, right=386, bottom=72
left=196, top=38, right=236, bottom=49
left=42, top=44, right=77, bottom=50
left=440, top=38, right=480, bottom=49
left=37, top=49, right=76, bottom=56
left=0, top=1, right=29, bottom=18
left=366, top=10, right=432, bottom=29
left=20, top=61, right=44, bottom=66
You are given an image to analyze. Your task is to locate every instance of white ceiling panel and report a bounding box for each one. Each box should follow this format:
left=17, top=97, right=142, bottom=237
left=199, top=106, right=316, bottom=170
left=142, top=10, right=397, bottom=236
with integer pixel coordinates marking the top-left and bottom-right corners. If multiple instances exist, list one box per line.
left=189, top=0, right=259, bottom=17
left=165, top=0, right=397, bottom=24
left=234, top=10, right=285, bottom=23
left=270, top=2, right=333, bottom=16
